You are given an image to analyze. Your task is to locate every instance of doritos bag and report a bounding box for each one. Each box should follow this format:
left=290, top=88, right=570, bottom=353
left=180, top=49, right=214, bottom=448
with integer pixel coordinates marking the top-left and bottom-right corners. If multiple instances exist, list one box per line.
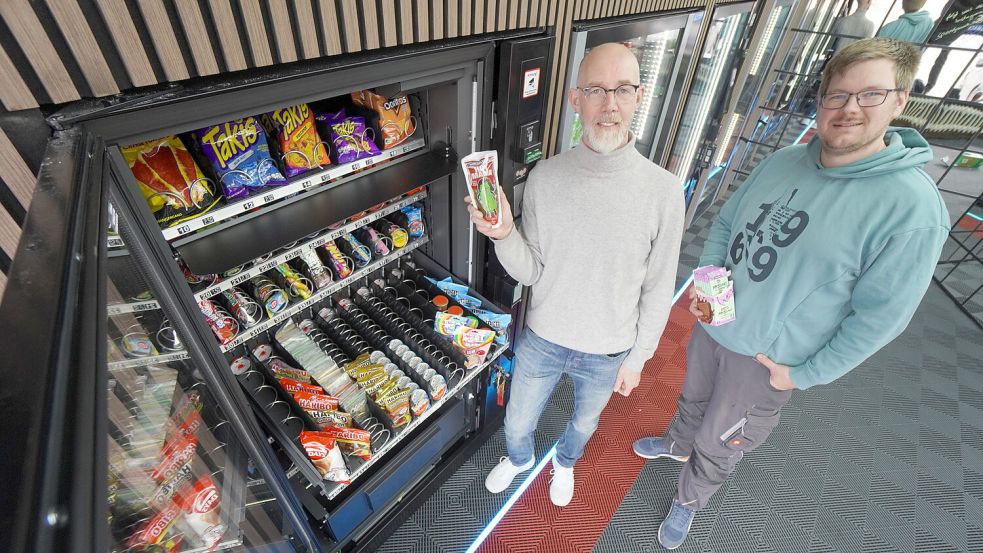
left=122, top=136, right=221, bottom=228
left=350, top=90, right=415, bottom=149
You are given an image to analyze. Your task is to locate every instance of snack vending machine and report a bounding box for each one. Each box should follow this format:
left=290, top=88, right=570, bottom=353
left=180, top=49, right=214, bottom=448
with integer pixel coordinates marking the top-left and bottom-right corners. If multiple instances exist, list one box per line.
left=1, top=35, right=551, bottom=553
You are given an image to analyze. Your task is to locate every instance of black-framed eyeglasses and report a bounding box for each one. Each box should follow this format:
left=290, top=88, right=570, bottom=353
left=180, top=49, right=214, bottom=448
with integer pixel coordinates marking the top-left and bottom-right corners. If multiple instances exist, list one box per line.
left=820, top=88, right=903, bottom=109
left=577, top=84, right=640, bottom=106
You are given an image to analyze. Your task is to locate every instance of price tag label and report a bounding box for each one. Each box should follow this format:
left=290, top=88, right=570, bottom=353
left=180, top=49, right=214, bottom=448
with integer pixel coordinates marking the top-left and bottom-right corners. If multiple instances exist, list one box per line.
left=201, top=216, right=215, bottom=226
left=107, top=305, right=123, bottom=316
left=259, top=261, right=278, bottom=273
left=242, top=201, right=255, bottom=211
left=231, top=273, right=251, bottom=286
left=176, top=224, right=193, bottom=236
left=263, top=194, right=276, bottom=203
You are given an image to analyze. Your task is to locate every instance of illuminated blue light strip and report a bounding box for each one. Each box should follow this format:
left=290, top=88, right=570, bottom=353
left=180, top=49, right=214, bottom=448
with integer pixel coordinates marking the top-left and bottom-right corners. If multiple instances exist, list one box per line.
left=793, top=118, right=815, bottom=145
left=967, top=212, right=983, bottom=222
left=464, top=277, right=696, bottom=552
left=465, top=444, right=559, bottom=553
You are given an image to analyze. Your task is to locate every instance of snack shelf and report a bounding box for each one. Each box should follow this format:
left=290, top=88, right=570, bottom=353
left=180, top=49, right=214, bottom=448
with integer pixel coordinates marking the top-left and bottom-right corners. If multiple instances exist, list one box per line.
left=107, top=350, right=190, bottom=370
left=107, top=299, right=161, bottom=315
left=161, top=138, right=427, bottom=241
left=173, top=146, right=456, bottom=276
left=193, top=191, right=427, bottom=302
left=322, top=346, right=506, bottom=501
left=220, top=237, right=429, bottom=352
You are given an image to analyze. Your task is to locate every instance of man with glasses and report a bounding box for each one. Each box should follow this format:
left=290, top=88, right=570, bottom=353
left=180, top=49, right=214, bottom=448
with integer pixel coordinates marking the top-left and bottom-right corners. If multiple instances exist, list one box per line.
left=634, top=38, right=948, bottom=549
left=468, top=42, right=684, bottom=507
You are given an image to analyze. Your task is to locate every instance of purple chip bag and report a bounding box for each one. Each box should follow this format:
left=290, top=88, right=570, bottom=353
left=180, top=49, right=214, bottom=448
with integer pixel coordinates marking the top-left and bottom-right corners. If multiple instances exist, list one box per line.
left=194, top=117, right=287, bottom=199
left=316, top=109, right=380, bottom=164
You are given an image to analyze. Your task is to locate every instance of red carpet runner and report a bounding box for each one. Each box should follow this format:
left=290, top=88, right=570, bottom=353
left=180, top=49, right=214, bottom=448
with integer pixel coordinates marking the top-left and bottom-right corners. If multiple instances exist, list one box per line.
left=478, top=302, right=695, bottom=553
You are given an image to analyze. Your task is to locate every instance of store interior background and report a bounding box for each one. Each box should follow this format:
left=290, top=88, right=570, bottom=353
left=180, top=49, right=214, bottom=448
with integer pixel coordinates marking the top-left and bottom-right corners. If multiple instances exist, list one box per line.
left=0, top=0, right=981, bottom=551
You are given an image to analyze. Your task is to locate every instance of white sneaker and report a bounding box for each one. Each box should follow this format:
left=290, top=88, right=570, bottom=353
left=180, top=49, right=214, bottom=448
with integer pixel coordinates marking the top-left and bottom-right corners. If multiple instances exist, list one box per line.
left=485, top=456, right=534, bottom=493
left=549, top=461, right=574, bottom=507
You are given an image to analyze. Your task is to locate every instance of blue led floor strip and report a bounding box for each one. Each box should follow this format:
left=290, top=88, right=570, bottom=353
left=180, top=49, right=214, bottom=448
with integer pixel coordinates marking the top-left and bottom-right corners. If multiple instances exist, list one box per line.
left=464, top=276, right=696, bottom=552
left=465, top=444, right=559, bottom=553
left=967, top=211, right=983, bottom=222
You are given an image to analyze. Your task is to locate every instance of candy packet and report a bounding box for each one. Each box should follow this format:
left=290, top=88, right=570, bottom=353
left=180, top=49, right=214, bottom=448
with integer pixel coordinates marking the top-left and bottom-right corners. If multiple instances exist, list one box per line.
left=461, top=150, right=502, bottom=228
left=261, top=103, right=330, bottom=177
left=122, top=136, right=220, bottom=227
left=193, top=117, right=287, bottom=199
left=174, top=475, right=226, bottom=550
left=294, top=391, right=340, bottom=411
left=316, top=426, right=373, bottom=460
left=300, top=431, right=350, bottom=483
left=394, top=205, right=425, bottom=238
left=198, top=298, right=238, bottom=345
left=320, top=239, right=353, bottom=279
left=426, top=276, right=483, bottom=310
left=472, top=307, right=512, bottom=346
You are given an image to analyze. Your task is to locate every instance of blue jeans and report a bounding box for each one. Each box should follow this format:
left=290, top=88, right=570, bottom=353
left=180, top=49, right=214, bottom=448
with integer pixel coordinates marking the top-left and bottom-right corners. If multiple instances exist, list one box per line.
left=505, top=328, right=629, bottom=468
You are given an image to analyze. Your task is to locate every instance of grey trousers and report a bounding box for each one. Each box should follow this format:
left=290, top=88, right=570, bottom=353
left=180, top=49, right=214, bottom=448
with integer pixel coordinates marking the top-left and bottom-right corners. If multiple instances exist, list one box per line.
left=668, top=324, right=793, bottom=510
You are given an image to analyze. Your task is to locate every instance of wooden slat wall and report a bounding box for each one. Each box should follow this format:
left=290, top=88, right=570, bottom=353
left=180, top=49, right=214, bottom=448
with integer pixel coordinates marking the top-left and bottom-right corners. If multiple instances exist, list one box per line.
left=0, top=0, right=724, bottom=298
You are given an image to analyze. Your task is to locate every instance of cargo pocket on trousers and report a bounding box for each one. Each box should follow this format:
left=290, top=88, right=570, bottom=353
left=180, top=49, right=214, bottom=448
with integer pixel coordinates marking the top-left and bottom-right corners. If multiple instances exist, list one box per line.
left=722, top=409, right=781, bottom=457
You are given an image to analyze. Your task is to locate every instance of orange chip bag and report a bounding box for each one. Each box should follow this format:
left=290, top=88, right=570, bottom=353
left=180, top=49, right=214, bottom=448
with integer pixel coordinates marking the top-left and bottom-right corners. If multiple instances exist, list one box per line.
left=122, top=136, right=220, bottom=227
left=262, top=103, right=331, bottom=177
left=351, top=90, right=415, bottom=149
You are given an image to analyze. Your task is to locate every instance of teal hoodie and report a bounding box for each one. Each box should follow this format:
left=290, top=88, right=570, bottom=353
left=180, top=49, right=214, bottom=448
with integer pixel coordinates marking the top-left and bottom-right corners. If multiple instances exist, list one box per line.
left=699, top=127, right=948, bottom=389
left=876, top=11, right=934, bottom=43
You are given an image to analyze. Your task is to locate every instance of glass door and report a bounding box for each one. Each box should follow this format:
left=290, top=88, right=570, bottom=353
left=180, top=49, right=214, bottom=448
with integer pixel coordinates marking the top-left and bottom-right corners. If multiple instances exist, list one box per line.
left=665, top=2, right=755, bottom=208
left=104, top=217, right=308, bottom=553
left=689, top=0, right=798, bottom=225
left=557, top=12, right=702, bottom=156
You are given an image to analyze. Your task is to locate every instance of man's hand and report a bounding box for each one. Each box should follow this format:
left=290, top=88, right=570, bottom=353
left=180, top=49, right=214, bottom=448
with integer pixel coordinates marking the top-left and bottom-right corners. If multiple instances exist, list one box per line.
left=465, top=194, right=514, bottom=240
left=755, top=354, right=796, bottom=391
left=613, top=365, right=641, bottom=397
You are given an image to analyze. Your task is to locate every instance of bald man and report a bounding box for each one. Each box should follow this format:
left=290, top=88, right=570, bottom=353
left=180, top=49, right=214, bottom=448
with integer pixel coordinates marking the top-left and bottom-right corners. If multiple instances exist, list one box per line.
left=470, top=43, right=684, bottom=507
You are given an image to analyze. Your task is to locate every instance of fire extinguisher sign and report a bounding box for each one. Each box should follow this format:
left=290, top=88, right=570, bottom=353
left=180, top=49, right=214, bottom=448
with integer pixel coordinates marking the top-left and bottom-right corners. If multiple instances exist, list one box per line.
left=522, top=68, right=541, bottom=99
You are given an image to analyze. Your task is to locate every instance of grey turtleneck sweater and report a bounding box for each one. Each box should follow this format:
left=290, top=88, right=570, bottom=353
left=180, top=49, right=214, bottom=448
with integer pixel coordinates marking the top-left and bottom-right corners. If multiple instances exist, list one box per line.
left=493, top=135, right=684, bottom=372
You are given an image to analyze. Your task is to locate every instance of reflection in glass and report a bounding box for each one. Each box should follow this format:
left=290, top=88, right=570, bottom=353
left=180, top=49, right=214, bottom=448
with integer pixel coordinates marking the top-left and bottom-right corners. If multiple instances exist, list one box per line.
left=105, top=211, right=291, bottom=552
left=567, top=29, right=684, bottom=154
left=668, top=8, right=749, bottom=189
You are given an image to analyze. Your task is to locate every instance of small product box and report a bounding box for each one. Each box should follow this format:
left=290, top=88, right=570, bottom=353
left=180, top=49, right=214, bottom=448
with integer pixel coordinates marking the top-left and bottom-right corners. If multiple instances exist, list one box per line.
left=693, top=266, right=736, bottom=326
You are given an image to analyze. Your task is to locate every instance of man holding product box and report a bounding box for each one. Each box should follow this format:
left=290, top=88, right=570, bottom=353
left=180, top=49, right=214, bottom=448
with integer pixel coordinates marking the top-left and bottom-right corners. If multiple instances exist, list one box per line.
left=467, top=43, right=685, bottom=507
left=634, top=38, right=950, bottom=549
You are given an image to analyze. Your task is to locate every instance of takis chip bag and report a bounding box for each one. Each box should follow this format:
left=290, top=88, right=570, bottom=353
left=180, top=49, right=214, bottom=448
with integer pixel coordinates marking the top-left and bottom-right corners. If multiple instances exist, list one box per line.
left=351, top=90, right=415, bottom=149
left=461, top=150, right=502, bottom=228
left=122, top=136, right=220, bottom=228
left=193, top=117, right=287, bottom=199
left=261, top=103, right=330, bottom=177
left=316, top=109, right=381, bottom=164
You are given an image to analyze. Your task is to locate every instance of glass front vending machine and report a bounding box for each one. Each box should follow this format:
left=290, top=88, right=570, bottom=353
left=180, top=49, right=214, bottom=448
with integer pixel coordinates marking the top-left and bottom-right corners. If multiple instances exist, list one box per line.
left=1, top=34, right=552, bottom=553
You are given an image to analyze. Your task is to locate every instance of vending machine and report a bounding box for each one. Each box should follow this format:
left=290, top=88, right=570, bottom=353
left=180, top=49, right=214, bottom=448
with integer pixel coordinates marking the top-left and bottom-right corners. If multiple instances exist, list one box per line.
left=1, top=33, right=552, bottom=553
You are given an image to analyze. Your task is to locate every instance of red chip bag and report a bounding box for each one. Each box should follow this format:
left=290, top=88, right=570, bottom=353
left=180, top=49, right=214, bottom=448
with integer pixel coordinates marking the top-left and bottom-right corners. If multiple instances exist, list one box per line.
left=316, top=425, right=372, bottom=460
left=175, top=475, right=226, bottom=550
left=300, top=431, right=351, bottom=483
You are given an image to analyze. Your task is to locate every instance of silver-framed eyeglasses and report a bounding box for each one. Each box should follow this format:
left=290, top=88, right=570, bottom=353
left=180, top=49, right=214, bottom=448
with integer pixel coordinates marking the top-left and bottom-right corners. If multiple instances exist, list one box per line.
left=578, top=84, right=640, bottom=106
left=820, top=88, right=903, bottom=109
